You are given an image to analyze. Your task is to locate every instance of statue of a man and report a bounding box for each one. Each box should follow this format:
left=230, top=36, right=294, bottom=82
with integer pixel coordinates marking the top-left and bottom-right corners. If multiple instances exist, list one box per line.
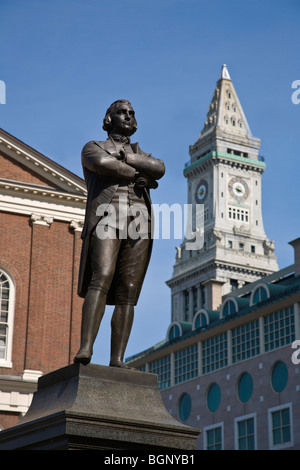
left=75, top=99, right=165, bottom=368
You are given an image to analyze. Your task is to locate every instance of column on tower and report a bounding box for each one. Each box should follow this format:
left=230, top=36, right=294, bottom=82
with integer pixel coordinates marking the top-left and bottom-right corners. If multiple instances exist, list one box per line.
left=202, top=279, right=224, bottom=311
left=188, top=288, right=193, bottom=322
left=197, top=284, right=203, bottom=311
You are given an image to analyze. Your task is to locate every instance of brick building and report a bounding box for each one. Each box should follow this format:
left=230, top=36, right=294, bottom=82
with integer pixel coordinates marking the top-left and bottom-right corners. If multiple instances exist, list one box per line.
left=0, top=128, right=86, bottom=430
left=127, top=248, right=300, bottom=449
left=126, top=66, right=300, bottom=450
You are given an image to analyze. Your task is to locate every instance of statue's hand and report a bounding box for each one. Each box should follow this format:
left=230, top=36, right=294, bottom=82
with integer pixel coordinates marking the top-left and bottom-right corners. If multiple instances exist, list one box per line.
left=116, top=149, right=127, bottom=161
left=134, top=172, right=158, bottom=189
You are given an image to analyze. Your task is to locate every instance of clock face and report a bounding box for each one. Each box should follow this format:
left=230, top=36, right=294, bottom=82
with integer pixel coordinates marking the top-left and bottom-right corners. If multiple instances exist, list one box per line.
left=228, top=177, right=249, bottom=201
left=195, top=180, right=208, bottom=203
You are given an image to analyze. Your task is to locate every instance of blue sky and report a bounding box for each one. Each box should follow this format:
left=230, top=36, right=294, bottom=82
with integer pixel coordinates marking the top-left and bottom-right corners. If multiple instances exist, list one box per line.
left=1, top=0, right=299, bottom=365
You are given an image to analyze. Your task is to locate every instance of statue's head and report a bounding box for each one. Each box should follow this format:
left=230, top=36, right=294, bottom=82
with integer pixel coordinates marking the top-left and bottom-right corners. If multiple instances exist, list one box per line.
left=103, top=99, right=137, bottom=137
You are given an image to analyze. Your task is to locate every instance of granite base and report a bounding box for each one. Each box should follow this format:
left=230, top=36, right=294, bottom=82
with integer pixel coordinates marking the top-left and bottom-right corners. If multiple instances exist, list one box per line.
left=0, top=363, right=200, bottom=450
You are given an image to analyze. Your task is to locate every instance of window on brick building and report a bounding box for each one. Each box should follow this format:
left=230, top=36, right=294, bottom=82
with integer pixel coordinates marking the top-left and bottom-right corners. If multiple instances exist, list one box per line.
left=271, top=361, right=288, bottom=393
left=204, top=423, right=223, bottom=450
left=251, top=285, right=269, bottom=305
left=232, top=320, right=260, bottom=363
left=178, top=393, right=192, bottom=422
left=175, top=345, right=198, bottom=384
left=264, top=307, right=295, bottom=352
left=169, top=323, right=181, bottom=340
left=0, top=269, right=15, bottom=367
left=222, top=298, right=238, bottom=317
left=148, top=356, right=171, bottom=390
left=268, top=404, right=293, bottom=449
left=238, top=372, right=253, bottom=403
left=194, top=311, right=208, bottom=329
left=207, top=382, right=222, bottom=412
left=202, top=334, right=228, bottom=373
left=235, top=414, right=256, bottom=450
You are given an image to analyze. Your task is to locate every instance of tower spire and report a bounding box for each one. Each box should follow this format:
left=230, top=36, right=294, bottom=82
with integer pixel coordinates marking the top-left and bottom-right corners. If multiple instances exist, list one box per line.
left=220, top=64, right=231, bottom=80
left=198, top=64, right=253, bottom=142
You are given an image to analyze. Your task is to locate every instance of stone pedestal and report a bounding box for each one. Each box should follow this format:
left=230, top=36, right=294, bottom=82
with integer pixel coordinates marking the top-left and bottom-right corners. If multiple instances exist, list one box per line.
left=0, top=363, right=200, bottom=450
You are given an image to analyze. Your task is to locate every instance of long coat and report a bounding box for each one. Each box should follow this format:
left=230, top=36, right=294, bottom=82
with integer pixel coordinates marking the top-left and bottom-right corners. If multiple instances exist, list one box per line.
left=77, top=137, right=165, bottom=304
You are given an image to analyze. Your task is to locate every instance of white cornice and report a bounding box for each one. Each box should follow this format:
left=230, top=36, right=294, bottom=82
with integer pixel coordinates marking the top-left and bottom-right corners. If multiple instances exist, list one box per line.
left=0, top=191, right=85, bottom=223
left=0, top=130, right=86, bottom=196
left=0, top=179, right=86, bottom=204
left=30, top=213, right=54, bottom=226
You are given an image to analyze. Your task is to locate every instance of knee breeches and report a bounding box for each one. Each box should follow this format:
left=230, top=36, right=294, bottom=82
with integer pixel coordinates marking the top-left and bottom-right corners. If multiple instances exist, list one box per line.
left=88, top=227, right=150, bottom=305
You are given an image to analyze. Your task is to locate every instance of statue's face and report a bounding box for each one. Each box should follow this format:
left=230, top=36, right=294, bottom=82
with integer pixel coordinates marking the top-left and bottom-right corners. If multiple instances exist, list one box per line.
left=109, top=103, right=136, bottom=136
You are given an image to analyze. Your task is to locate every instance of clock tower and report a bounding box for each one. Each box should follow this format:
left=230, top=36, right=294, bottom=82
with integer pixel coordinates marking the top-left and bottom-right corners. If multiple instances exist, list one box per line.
left=167, top=65, right=278, bottom=322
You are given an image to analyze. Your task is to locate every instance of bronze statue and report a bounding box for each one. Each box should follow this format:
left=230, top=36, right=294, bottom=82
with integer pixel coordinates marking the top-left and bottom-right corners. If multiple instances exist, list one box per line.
left=74, top=100, right=165, bottom=368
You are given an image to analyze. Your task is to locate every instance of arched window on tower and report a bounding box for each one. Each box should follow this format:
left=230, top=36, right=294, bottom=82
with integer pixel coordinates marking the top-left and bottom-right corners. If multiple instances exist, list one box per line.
left=0, top=268, right=15, bottom=368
